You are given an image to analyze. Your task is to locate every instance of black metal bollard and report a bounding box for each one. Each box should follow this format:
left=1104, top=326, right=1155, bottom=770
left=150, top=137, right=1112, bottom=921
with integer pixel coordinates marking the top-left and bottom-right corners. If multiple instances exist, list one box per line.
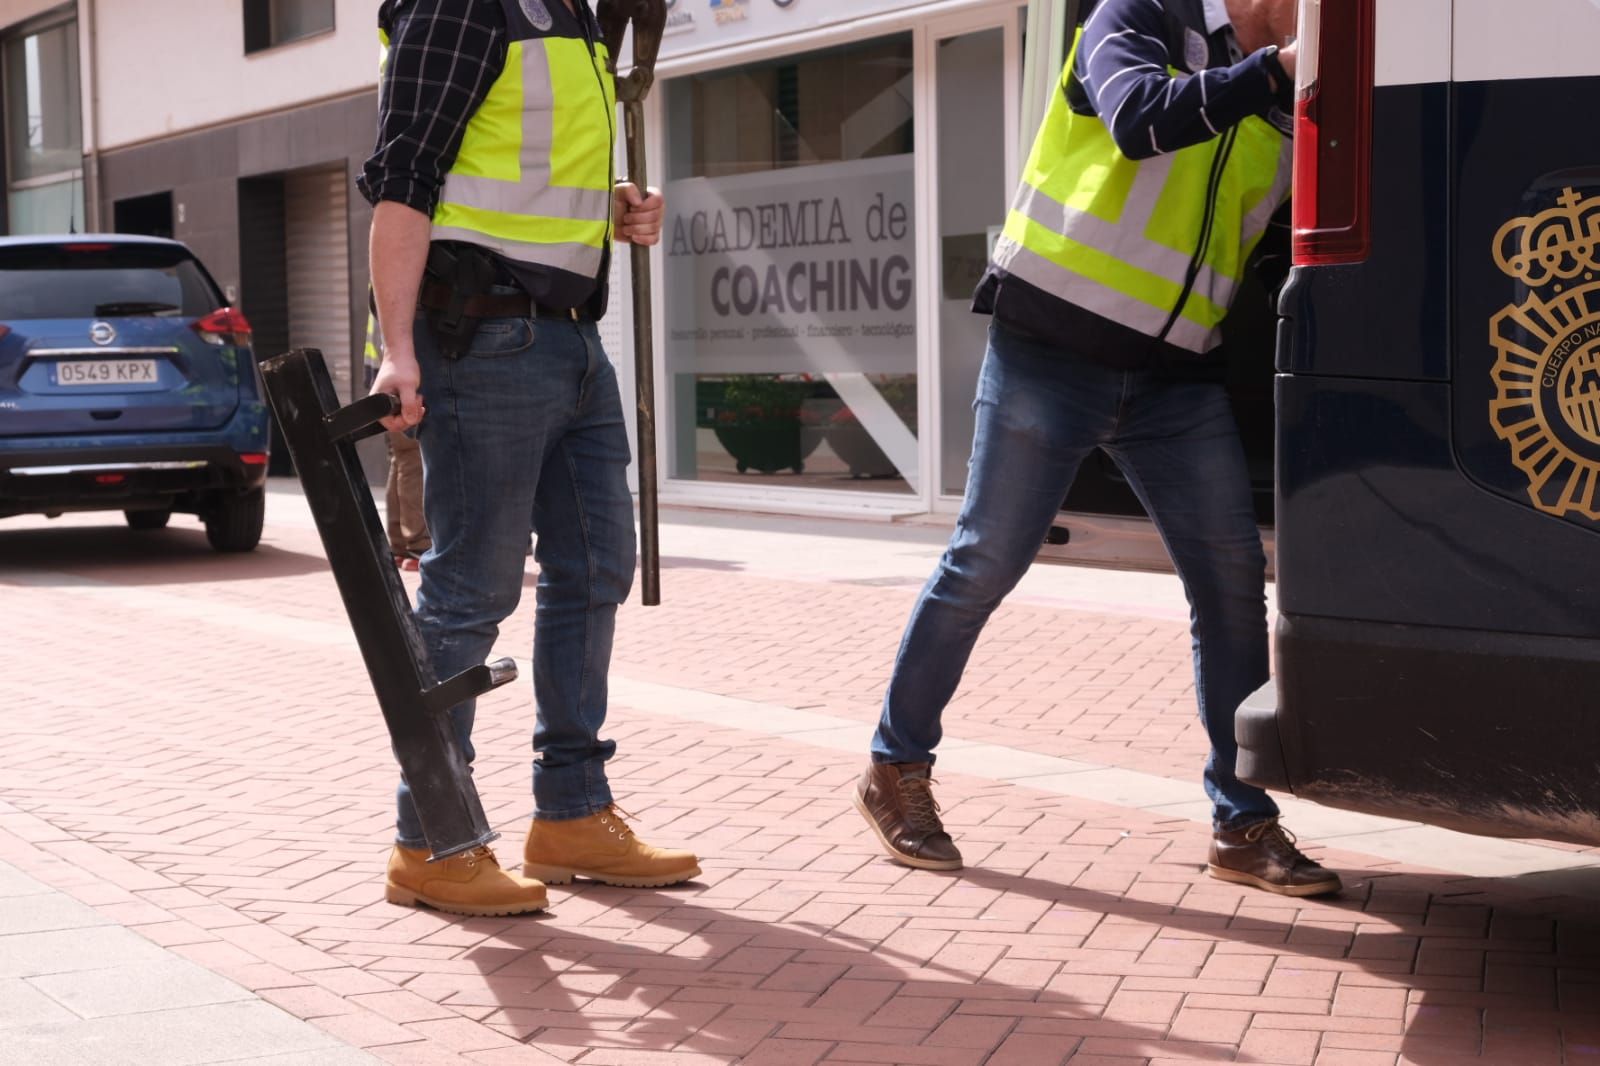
left=260, top=348, right=511, bottom=860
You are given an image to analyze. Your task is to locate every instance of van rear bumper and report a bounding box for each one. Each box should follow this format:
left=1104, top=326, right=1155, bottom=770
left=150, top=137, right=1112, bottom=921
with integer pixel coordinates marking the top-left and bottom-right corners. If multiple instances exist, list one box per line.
left=1238, top=612, right=1600, bottom=846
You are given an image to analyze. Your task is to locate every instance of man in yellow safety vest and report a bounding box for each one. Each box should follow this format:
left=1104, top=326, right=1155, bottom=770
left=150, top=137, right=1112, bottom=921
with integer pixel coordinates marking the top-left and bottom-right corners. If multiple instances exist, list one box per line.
left=360, top=0, right=698, bottom=917
left=855, top=0, right=1343, bottom=898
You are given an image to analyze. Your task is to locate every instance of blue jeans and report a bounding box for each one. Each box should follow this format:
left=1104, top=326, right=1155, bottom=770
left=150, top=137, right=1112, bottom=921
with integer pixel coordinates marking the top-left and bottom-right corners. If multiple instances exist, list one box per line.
left=871, top=320, right=1277, bottom=831
left=394, top=308, right=635, bottom=847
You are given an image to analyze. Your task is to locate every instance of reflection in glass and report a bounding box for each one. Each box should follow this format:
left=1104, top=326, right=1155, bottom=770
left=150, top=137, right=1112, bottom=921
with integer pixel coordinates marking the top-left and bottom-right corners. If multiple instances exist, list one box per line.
left=664, top=35, right=919, bottom=495
left=688, top=373, right=917, bottom=488
left=5, top=22, right=82, bottom=182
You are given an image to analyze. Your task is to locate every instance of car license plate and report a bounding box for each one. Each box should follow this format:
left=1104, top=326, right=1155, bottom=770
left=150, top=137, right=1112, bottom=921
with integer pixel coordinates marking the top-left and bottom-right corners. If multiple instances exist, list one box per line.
left=53, top=359, right=159, bottom=386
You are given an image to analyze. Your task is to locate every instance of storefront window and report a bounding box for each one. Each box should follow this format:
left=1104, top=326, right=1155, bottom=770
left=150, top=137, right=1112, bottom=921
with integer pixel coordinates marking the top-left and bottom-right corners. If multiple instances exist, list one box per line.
left=4, top=19, right=84, bottom=235
left=663, top=34, right=919, bottom=494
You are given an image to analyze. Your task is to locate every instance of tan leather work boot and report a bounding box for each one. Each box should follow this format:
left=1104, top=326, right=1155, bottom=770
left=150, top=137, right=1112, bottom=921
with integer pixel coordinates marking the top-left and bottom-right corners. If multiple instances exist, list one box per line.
left=1208, top=818, right=1342, bottom=897
left=385, top=845, right=548, bottom=916
left=523, top=807, right=700, bottom=888
left=854, top=761, right=963, bottom=871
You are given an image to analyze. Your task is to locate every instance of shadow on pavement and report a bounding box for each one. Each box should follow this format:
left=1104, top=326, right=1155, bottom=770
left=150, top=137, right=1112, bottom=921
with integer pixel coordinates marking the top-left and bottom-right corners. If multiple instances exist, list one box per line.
left=454, top=882, right=1198, bottom=1064
left=440, top=857, right=1600, bottom=1064
left=0, top=522, right=328, bottom=585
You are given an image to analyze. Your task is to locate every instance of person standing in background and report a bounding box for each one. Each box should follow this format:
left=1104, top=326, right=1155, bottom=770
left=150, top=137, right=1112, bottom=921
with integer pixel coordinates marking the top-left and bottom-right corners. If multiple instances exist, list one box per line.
left=364, top=309, right=430, bottom=571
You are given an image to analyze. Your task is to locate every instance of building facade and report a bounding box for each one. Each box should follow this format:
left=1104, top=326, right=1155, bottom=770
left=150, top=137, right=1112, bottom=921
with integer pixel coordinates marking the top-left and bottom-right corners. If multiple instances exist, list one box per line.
left=2, top=0, right=1030, bottom=514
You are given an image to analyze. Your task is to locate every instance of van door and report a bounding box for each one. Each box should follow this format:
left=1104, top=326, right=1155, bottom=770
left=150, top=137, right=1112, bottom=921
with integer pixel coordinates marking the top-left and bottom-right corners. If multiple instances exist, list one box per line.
left=1447, top=0, right=1600, bottom=642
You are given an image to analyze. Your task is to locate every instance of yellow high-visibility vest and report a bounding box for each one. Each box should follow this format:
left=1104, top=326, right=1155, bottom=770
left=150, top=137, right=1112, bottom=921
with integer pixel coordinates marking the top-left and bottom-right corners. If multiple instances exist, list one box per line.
left=379, top=5, right=616, bottom=279
left=364, top=309, right=381, bottom=370
left=993, top=30, right=1292, bottom=354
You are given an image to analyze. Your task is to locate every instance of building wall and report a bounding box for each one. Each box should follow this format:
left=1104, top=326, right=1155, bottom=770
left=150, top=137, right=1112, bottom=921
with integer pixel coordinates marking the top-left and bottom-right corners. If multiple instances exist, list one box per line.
left=91, top=0, right=378, bottom=151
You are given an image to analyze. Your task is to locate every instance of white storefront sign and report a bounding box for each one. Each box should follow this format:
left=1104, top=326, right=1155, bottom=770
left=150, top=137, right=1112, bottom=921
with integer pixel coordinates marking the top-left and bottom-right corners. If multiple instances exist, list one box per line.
left=664, top=154, right=916, bottom=376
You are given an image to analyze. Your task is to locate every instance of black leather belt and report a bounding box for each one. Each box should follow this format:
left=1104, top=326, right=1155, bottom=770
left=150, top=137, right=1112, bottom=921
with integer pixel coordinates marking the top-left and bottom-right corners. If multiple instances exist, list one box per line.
left=418, top=281, right=582, bottom=321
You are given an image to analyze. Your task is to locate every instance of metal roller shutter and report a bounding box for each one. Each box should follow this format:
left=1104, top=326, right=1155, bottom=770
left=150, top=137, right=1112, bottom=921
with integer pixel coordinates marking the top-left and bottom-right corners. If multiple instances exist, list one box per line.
left=285, top=165, right=353, bottom=401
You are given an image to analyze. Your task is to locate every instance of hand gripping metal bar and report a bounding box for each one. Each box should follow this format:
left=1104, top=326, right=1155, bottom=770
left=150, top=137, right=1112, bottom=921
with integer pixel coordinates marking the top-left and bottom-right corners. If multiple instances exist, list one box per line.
left=259, top=348, right=513, bottom=860
left=599, top=0, right=667, bottom=606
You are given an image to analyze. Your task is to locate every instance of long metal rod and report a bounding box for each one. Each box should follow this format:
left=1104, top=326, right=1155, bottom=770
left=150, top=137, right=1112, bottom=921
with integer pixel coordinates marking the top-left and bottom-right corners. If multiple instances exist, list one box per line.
left=624, top=97, right=660, bottom=607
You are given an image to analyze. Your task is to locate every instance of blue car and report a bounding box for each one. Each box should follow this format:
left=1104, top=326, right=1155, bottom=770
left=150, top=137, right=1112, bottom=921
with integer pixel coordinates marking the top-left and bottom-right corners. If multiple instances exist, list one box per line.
left=0, top=235, right=270, bottom=551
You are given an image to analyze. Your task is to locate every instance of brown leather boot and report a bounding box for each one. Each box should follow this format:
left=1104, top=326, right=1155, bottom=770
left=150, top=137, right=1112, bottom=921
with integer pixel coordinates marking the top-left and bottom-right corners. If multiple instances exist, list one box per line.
left=1208, top=818, right=1341, bottom=896
left=384, top=845, right=548, bottom=916
left=523, top=807, right=700, bottom=888
left=853, top=761, right=962, bottom=871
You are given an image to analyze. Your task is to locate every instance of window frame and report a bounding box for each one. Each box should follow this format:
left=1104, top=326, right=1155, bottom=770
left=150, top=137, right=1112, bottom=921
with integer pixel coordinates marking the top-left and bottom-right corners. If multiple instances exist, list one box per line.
left=242, top=0, right=337, bottom=57
left=2, top=9, right=86, bottom=236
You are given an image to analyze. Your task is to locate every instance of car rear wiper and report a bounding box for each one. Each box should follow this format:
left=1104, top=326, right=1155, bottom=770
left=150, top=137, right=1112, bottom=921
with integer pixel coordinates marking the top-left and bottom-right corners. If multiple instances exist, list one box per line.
left=93, top=301, right=180, bottom=316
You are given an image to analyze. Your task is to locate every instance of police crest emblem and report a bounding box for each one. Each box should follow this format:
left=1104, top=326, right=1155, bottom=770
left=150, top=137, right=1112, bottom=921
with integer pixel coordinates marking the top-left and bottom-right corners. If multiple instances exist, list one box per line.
left=1489, top=187, right=1600, bottom=520
left=520, top=0, right=555, bottom=31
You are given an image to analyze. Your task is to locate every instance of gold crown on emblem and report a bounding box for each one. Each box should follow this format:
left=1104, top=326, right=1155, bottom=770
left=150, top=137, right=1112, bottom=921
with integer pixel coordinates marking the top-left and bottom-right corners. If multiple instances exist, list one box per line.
left=1493, top=187, right=1600, bottom=288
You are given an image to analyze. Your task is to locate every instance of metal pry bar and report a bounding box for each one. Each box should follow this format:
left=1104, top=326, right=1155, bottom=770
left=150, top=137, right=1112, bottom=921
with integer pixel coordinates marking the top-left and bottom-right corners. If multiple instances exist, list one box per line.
left=260, top=347, right=514, bottom=860
left=598, top=0, right=667, bottom=606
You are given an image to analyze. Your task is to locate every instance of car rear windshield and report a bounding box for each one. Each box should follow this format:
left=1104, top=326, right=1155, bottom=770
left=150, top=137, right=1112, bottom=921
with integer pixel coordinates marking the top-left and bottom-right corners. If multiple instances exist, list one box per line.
left=0, top=243, right=220, bottom=320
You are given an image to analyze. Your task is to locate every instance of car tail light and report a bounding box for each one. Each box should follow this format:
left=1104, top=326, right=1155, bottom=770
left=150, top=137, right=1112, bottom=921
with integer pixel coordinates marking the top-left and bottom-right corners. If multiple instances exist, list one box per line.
left=0, top=324, right=10, bottom=341
left=193, top=307, right=254, bottom=347
left=239, top=452, right=268, bottom=466
left=1291, top=0, right=1376, bottom=265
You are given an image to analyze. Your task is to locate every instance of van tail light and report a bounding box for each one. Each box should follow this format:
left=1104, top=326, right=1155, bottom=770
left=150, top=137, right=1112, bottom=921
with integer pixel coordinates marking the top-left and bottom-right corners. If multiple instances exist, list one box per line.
left=193, top=307, right=254, bottom=348
left=1291, top=0, right=1376, bottom=265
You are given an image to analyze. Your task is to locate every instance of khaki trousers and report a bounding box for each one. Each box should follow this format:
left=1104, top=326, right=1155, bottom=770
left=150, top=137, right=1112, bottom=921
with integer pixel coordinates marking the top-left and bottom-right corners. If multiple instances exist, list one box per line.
left=385, top=430, right=431, bottom=557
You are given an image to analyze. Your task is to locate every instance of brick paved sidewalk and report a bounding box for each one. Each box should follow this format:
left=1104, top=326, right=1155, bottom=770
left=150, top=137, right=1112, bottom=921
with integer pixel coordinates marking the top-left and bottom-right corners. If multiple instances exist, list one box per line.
left=1, top=485, right=1597, bottom=1066
left=0, top=851, right=378, bottom=1065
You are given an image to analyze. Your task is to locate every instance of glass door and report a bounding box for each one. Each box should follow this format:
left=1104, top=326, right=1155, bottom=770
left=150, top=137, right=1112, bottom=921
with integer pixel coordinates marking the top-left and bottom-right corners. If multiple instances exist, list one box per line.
left=928, top=19, right=1014, bottom=504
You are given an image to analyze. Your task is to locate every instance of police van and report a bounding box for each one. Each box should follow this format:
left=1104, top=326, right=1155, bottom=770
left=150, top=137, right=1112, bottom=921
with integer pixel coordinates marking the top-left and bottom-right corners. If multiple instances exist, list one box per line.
left=1044, top=0, right=1600, bottom=846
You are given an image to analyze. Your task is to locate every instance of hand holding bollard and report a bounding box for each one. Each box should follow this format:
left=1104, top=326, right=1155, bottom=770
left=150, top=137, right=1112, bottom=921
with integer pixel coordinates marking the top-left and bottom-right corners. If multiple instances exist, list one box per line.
left=260, top=347, right=513, bottom=860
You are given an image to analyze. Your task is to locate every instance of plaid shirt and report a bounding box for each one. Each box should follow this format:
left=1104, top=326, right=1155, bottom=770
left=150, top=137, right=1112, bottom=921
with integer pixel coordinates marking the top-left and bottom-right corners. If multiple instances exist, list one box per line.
left=359, top=0, right=609, bottom=311
left=358, top=0, right=507, bottom=218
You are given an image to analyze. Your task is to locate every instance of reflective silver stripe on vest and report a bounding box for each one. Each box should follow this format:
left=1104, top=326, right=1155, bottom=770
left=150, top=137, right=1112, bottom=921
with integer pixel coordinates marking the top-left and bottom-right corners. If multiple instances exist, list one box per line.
left=436, top=42, right=608, bottom=231
left=429, top=224, right=605, bottom=277
left=993, top=236, right=1219, bottom=353
left=1119, top=148, right=1178, bottom=234
left=1010, top=178, right=1230, bottom=315
left=441, top=176, right=611, bottom=221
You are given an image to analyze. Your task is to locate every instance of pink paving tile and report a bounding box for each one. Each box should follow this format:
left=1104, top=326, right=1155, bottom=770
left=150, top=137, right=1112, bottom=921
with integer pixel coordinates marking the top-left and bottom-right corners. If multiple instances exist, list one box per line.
left=1167, top=1007, right=1250, bottom=1044
left=1239, top=1026, right=1321, bottom=1064
left=368, top=1043, right=476, bottom=1066
left=1314, top=1050, right=1399, bottom=1065
left=313, top=1009, right=434, bottom=1048
left=464, top=1047, right=583, bottom=1065
left=923, top=1013, right=1016, bottom=1050
left=577, top=1051, right=742, bottom=1065
left=1333, top=984, right=1409, bottom=1019
left=984, top=1032, right=1077, bottom=1066
left=351, top=989, right=464, bottom=1023
left=259, top=983, right=359, bottom=1019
